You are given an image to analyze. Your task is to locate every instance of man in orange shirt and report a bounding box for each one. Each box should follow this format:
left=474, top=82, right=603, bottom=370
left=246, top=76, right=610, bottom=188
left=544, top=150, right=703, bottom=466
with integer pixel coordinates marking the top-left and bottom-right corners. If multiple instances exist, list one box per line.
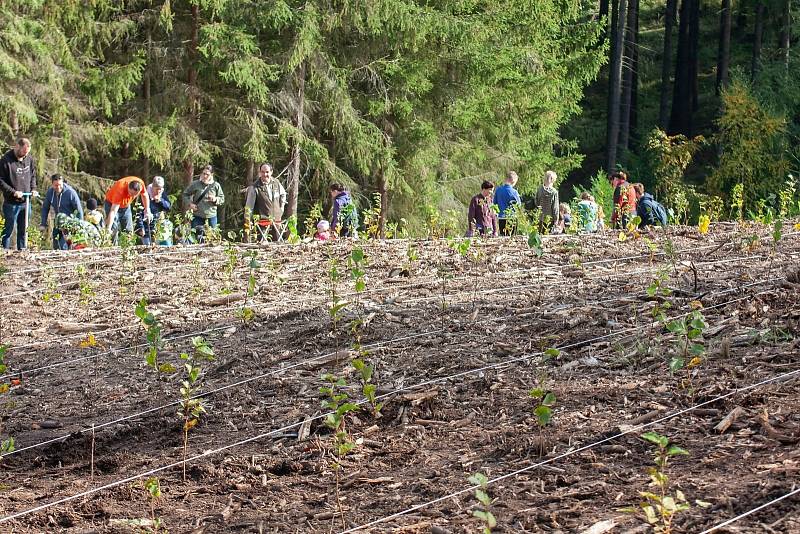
left=104, top=176, right=151, bottom=238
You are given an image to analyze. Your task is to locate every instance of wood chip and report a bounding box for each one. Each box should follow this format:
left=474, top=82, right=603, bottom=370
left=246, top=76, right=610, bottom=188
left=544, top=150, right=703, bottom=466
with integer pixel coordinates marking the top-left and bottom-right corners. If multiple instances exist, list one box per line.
left=715, top=406, right=745, bottom=434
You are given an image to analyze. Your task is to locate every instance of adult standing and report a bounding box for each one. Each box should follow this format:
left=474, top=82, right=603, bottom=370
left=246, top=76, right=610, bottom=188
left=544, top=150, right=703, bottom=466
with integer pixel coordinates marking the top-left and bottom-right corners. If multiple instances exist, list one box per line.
left=183, top=165, right=224, bottom=241
left=104, top=176, right=151, bottom=239
left=40, top=174, right=83, bottom=250
left=535, top=170, right=560, bottom=233
left=466, top=180, right=498, bottom=237
left=329, top=183, right=358, bottom=238
left=494, top=171, right=522, bottom=235
left=0, top=138, right=38, bottom=250
left=244, top=163, right=286, bottom=242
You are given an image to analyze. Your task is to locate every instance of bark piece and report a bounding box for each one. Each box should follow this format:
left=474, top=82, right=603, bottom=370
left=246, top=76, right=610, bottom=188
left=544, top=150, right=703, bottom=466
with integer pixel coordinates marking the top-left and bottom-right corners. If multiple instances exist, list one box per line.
left=715, top=406, right=744, bottom=434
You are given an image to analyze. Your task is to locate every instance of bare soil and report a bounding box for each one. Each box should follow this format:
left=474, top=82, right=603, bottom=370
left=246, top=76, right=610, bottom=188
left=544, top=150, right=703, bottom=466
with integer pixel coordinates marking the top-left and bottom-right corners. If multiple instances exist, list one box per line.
left=0, top=223, right=798, bottom=533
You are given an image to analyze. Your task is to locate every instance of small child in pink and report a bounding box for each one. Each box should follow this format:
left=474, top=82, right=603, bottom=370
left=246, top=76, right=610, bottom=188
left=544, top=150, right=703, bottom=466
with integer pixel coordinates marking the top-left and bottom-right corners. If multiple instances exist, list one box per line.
left=315, top=220, right=331, bottom=241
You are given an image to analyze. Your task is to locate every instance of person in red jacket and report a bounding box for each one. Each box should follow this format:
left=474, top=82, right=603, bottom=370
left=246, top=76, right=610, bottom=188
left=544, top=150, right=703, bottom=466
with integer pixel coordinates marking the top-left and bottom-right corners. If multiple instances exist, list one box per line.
left=610, top=170, right=637, bottom=229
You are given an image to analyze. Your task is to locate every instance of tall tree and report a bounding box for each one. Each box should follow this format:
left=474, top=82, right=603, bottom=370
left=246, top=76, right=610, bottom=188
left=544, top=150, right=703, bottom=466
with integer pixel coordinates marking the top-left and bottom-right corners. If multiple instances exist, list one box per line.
left=659, top=0, right=679, bottom=129
left=669, top=0, right=694, bottom=135
left=716, top=0, right=732, bottom=94
left=619, top=0, right=639, bottom=152
left=780, top=0, right=791, bottom=71
left=752, top=1, right=766, bottom=80
left=606, top=0, right=628, bottom=172
left=688, top=0, right=701, bottom=115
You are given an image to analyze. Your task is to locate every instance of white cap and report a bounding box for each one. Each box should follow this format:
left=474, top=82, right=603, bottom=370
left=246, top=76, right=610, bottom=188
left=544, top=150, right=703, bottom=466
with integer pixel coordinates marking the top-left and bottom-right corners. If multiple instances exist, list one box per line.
left=317, top=220, right=330, bottom=231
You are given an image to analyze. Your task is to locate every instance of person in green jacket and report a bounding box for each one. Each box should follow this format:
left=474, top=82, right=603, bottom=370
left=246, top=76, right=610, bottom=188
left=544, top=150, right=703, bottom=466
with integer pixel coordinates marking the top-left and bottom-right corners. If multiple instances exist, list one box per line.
left=535, top=170, right=560, bottom=233
left=182, top=164, right=224, bottom=242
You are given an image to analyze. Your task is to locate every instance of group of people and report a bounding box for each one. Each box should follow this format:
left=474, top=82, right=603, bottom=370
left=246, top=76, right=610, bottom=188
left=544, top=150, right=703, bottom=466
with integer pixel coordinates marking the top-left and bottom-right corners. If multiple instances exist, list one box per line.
left=0, top=138, right=361, bottom=250
left=466, top=169, right=667, bottom=237
left=1, top=136, right=669, bottom=251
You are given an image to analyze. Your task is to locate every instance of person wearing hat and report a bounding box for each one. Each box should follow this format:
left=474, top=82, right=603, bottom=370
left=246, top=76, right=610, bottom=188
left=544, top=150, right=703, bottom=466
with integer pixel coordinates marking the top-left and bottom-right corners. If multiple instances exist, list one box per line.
left=40, top=174, right=83, bottom=250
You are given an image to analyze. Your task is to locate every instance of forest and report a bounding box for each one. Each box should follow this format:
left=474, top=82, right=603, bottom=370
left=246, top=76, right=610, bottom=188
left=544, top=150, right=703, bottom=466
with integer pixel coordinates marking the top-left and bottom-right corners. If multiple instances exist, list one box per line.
left=3, top=0, right=797, bottom=236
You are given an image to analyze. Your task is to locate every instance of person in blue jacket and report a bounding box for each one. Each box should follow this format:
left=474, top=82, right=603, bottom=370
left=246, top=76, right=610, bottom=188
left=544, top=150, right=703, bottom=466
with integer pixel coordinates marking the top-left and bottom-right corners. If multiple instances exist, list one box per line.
left=494, top=171, right=522, bottom=235
left=40, top=174, right=83, bottom=250
left=633, top=183, right=668, bottom=228
left=329, top=183, right=358, bottom=238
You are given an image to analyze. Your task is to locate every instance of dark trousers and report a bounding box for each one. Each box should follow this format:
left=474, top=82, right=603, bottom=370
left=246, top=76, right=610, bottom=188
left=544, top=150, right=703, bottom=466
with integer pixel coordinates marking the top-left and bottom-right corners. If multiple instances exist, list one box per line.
left=191, top=216, right=218, bottom=243
left=498, top=218, right=516, bottom=236
left=52, top=228, right=68, bottom=250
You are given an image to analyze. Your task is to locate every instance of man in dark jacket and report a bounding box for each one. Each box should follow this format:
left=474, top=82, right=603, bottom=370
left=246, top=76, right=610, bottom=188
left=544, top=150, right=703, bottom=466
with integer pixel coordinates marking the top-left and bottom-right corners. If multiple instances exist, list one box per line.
left=633, top=183, right=668, bottom=228
left=0, top=138, right=38, bottom=250
left=329, top=183, right=358, bottom=238
left=40, top=174, right=83, bottom=250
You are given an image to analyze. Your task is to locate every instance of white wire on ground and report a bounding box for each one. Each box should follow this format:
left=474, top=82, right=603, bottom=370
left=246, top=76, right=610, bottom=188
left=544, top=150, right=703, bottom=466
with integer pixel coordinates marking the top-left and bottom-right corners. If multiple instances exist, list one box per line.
left=3, top=342, right=796, bottom=527
left=0, top=286, right=784, bottom=523
left=339, top=369, right=800, bottom=533
left=1, top=250, right=783, bottom=381
left=698, top=485, right=800, bottom=534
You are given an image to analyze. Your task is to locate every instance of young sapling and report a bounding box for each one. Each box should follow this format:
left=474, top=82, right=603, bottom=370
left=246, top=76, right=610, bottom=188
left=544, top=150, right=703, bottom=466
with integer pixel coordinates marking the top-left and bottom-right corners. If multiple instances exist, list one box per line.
left=468, top=472, right=497, bottom=534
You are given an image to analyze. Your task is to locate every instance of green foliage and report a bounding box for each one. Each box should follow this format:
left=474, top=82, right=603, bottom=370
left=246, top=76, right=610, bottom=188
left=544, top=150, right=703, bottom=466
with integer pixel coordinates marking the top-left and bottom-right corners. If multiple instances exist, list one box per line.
left=665, top=310, right=707, bottom=386
left=177, top=337, right=213, bottom=481
left=468, top=472, right=497, bottom=534
left=135, top=298, right=173, bottom=374
left=319, top=373, right=358, bottom=462
left=709, top=77, right=790, bottom=216
left=572, top=170, right=613, bottom=227
left=622, top=432, right=692, bottom=534
left=645, top=128, right=705, bottom=224
left=527, top=230, right=543, bottom=257
left=352, top=358, right=382, bottom=417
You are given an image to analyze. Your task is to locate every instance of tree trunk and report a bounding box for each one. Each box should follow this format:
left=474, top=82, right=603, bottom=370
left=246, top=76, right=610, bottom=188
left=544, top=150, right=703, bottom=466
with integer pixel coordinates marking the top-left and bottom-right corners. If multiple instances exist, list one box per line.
left=659, top=0, right=678, bottom=129
left=245, top=160, right=255, bottom=187
left=8, top=110, right=18, bottom=138
left=285, top=61, right=306, bottom=221
left=183, top=3, right=200, bottom=187
left=688, top=0, right=700, bottom=117
left=143, top=48, right=151, bottom=180
left=619, top=0, right=638, bottom=152
left=669, top=0, right=692, bottom=135
left=377, top=167, right=388, bottom=239
left=780, top=0, right=791, bottom=71
left=606, top=0, right=628, bottom=173
left=752, top=2, right=765, bottom=80
left=716, top=0, right=732, bottom=95
left=629, top=0, right=640, bottom=147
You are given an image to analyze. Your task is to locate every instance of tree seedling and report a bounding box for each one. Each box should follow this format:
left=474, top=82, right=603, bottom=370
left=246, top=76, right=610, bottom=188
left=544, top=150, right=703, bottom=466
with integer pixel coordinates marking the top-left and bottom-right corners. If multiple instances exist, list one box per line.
left=221, top=240, right=238, bottom=295
left=621, top=432, right=706, bottom=534
left=319, top=372, right=359, bottom=529
left=76, top=264, right=95, bottom=306
left=527, top=230, right=543, bottom=257
left=236, top=251, right=260, bottom=323
left=41, top=266, right=62, bottom=303
left=352, top=358, right=382, bottom=417
left=176, top=337, right=214, bottom=481
left=468, top=472, right=496, bottom=534
left=143, top=477, right=164, bottom=532
left=529, top=369, right=557, bottom=456
left=135, top=298, right=174, bottom=375
left=665, top=309, right=707, bottom=396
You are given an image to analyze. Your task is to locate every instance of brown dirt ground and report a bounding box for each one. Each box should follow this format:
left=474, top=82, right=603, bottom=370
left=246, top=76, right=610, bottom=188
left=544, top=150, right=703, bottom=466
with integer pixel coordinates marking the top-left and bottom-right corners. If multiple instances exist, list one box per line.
left=0, top=223, right=798, bottom=533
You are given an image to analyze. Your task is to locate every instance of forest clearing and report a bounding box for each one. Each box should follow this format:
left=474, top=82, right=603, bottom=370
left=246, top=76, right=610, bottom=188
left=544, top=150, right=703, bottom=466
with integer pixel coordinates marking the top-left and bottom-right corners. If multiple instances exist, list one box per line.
left=0, top=223, right=797, bottom=533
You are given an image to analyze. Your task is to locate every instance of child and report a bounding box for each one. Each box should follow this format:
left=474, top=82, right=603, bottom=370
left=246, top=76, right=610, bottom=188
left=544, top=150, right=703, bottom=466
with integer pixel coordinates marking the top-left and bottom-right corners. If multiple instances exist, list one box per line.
left=85, top=198, right=103, bottom=229
left=315, top=220, right=331, bottom=241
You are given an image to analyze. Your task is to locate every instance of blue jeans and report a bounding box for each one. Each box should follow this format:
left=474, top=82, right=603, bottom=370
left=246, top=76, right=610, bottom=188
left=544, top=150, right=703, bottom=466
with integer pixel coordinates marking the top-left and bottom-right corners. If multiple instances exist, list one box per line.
left=1, top=202, right=27, bottom=250
left=191, top=216, right=217, bottom=243
left=103, top=201, right=133, bottom=240
left=52, top=228, right=68, bottom=250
